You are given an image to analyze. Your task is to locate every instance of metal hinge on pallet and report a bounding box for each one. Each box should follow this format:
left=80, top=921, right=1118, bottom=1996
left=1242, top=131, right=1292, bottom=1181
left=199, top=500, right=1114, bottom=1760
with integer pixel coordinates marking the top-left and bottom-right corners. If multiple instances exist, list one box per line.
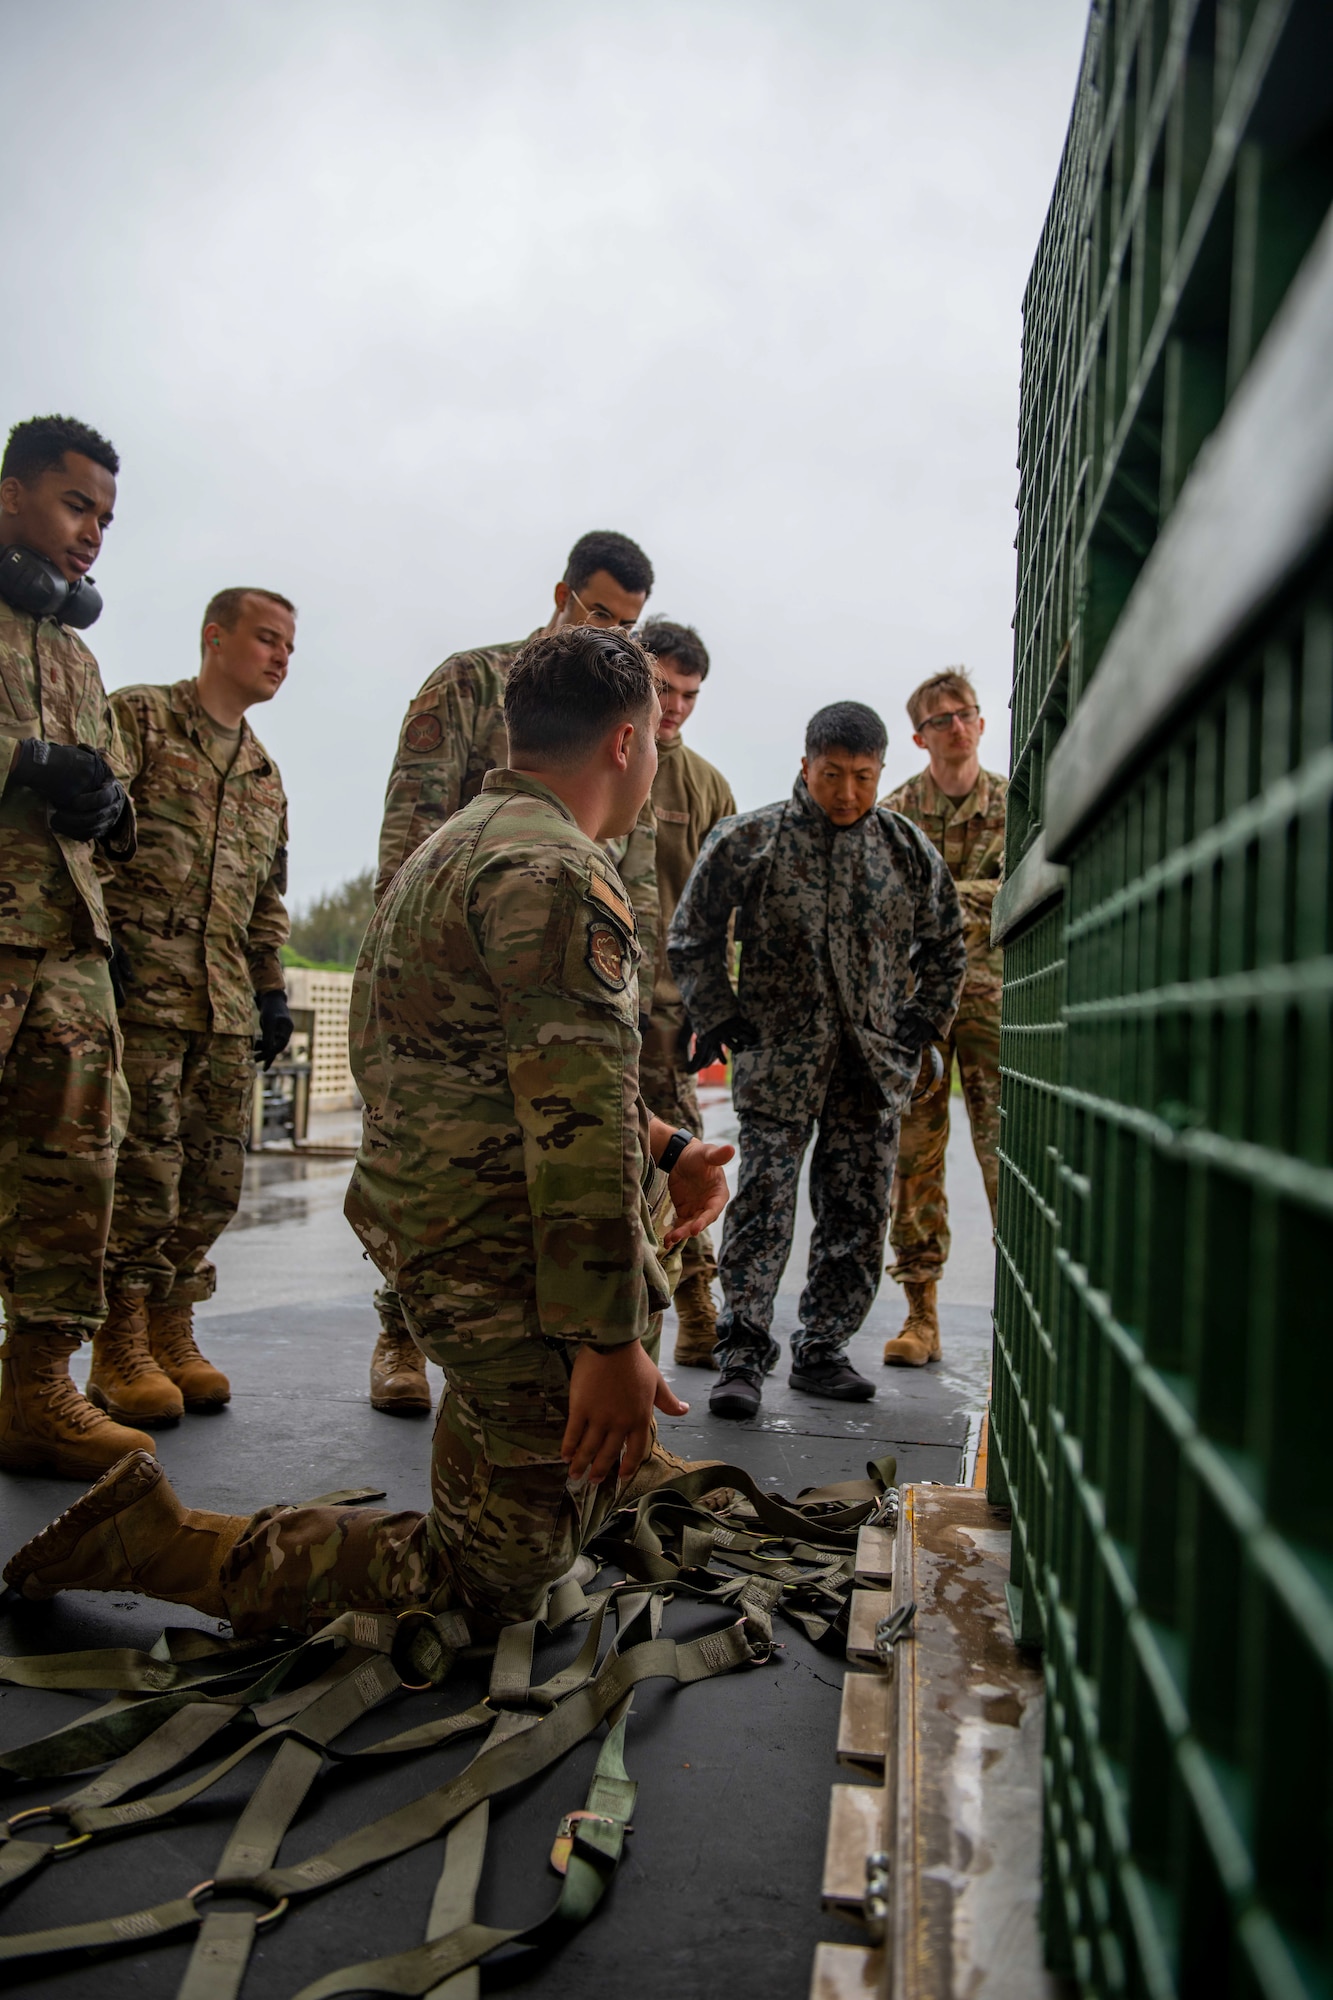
left=863, top=1849, right=890, bottom=1943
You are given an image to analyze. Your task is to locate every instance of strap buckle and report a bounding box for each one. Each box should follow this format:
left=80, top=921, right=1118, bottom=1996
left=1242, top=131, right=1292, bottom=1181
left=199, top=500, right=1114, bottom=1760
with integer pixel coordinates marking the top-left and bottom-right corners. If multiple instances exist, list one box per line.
left=188, top=1879, right=290, bottom=1931
left=549, top=1811, right=618, bottom=1876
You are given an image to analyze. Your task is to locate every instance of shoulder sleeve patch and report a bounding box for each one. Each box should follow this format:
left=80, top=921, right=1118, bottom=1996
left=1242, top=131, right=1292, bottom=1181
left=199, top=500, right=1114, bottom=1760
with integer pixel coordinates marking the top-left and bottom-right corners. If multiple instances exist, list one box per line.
left=404, top=711, right=443, bottom=754
left=586, top=921, right=630, bottom=991
left=588, top=871, right=637, bottom=934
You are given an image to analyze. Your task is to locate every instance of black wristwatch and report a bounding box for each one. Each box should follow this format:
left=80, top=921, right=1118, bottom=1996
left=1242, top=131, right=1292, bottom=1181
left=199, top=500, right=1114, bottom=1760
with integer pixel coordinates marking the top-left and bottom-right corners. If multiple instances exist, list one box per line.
left=657, top=1126, right=696, bottom=1174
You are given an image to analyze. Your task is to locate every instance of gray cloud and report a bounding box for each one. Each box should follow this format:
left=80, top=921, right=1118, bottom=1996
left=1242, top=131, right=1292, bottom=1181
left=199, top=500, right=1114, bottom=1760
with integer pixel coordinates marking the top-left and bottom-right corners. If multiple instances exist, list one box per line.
left=3, top=0, right=1086, bottom=904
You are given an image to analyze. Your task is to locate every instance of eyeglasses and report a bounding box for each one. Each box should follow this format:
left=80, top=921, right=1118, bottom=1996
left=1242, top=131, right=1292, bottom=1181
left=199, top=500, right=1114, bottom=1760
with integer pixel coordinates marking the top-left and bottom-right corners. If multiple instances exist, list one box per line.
left=569, top=587, right=638, bottom=632
left=918, top=704, right=980, bottom=733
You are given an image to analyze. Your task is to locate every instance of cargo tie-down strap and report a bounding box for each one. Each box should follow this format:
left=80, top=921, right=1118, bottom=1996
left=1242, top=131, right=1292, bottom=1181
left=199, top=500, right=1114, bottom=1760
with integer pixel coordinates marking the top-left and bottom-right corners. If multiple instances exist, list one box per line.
left=0, top=1454, right=895, bottom=1997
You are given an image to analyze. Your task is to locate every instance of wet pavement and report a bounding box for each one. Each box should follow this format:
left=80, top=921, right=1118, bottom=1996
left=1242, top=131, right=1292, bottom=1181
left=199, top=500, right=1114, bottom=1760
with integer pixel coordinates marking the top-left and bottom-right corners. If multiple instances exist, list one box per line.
left=0, top=1091, right=995, bottom=2000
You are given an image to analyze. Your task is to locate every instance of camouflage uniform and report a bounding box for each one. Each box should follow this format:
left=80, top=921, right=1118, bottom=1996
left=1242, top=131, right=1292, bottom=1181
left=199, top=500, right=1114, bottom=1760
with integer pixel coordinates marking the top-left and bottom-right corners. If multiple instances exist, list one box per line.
left=101, top=678, right=289, bottom=1304
left=219, top=770, right=671, bottom=1634
left=0, top=600, right=135, bottom=1341
left=880, top=767, right=1006, bottom=1283
left=668, top=778, right=966, bottom=1372
left=636, top=733, right=736, bottom=1286
left=372, top=637, right=660, bottom=1352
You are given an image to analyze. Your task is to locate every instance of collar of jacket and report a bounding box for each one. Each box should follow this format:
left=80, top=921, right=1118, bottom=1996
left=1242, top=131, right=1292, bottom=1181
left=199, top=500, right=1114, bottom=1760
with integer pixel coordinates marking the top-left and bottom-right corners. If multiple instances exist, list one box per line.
left=919, top=765, right=992, bottom=823
left=480, top=766, right=579, bottom=822
left=170, top=676, right=272, bottom=777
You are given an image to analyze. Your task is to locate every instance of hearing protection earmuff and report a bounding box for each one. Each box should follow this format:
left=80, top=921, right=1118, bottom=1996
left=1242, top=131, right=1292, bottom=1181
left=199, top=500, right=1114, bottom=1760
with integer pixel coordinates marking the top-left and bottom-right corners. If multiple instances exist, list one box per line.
left=0, top=545, right=103, bottom=629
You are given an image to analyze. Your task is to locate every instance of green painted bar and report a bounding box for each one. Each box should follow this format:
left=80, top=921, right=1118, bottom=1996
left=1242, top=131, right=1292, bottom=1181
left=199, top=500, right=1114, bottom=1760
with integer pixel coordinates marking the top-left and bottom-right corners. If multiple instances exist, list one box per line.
left=992, top=1, right=1333, bottom=1991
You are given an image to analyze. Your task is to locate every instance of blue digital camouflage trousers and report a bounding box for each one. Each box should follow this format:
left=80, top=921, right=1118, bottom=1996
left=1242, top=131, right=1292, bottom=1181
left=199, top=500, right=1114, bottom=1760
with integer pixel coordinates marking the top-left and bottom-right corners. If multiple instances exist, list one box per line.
left=715, top=1040, right=898, bottom=1372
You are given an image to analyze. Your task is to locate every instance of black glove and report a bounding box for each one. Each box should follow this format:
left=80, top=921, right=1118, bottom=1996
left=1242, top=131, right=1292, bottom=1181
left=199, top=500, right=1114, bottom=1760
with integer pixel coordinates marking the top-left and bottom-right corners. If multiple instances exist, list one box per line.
left=14, top=739, right=108, bottom=806
left=257, top=990, right=294, bottom=1071
left=12, top=738, right=127, bottom=841
left=895, top=1007, right=934, bottom=1054
left=51, top=776, right=128, bottom=842
left=686, top=1014, right=760, bottom=1074
left=108, top=936, right=134, bottom=1009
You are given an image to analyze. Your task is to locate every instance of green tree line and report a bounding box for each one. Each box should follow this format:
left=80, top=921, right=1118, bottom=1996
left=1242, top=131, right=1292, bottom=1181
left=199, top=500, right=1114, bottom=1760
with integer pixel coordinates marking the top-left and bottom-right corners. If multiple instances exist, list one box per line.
left=283, top=869, right=375, bottom=972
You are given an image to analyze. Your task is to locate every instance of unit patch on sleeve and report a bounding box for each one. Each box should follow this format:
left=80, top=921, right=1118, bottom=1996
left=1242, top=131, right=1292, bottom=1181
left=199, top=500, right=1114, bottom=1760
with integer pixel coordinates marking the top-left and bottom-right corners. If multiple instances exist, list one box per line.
left=586, top=922, right=629, bottom=991
left=404, top=712, right=443, bottom=754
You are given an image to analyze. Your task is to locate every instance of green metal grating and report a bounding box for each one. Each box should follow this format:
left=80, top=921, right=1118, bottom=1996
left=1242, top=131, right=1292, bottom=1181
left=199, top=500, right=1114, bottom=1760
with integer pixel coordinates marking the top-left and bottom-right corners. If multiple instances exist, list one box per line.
left=990, top=0, right=1333, bottom=1993
left=1006, top=0, right=1333, bottom=868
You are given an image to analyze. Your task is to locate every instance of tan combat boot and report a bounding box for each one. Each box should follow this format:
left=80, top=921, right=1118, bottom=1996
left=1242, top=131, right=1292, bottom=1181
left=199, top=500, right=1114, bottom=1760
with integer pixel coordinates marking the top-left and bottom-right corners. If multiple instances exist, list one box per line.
left=4, top=1449, right=245, bottom=1615
left=618, top=1440, right=730, bottom=1507
left=882, top=1280, right=942, bottom=1367
left=370, top=1327, right=431, bottom=1414
left=88, top=1297, right=184, bottom=1424
left=0, top=1333, right=157, bottom=1479
left=672, top=1272, right=719, bottom=1368
left=148, top=1301, right=230, bottom=1410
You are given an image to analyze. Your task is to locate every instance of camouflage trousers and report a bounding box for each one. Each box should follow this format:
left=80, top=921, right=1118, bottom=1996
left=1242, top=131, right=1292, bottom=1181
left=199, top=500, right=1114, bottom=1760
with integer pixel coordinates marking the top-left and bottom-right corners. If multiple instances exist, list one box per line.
left=105, top=1025, right=254, bottom=1305
left=888, top=997, right=1000, bottom=1285
left=638, top=1013, right=716, bottom=1284
left=0, top=944, right=125, bottom=1342
left=716, top=1040, right=898, bottom=1373
left=222, top=1300, right=625, bottom=1636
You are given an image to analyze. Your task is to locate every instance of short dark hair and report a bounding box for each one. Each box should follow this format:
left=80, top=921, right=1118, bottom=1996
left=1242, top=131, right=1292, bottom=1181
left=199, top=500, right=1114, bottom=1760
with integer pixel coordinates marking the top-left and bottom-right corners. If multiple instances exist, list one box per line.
left=640, top=617, right=710, bottom=682
left=563, top=530, right=654, bottom=599
left=505, top=626, right=658, bottom=763
left=201, top=586, right=297, bottom=652
left=2, top=415, right=120, bottom=484
left=805, top=701, right=887, bottom=762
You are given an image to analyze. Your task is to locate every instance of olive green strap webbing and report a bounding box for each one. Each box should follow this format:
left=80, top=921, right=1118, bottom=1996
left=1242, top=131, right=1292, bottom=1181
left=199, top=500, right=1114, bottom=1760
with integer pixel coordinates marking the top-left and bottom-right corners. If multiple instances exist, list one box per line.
left=0, top=1612, right=750, bottom=1970
left=68, top=1648, right=404, bottom=1841
left=289, top=1706, right=639, bottom=2000
left=250, top=1616, right=748, bottom=1904
left=0, top=1698, right=246, bottom=1898
left=424, top=1801, right=489, bottom=2000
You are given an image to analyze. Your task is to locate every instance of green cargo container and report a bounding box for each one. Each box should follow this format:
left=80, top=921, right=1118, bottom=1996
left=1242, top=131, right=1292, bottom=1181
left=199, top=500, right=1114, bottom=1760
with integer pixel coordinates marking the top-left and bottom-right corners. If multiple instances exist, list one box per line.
left=988, top=0, right=1333, bottom=1992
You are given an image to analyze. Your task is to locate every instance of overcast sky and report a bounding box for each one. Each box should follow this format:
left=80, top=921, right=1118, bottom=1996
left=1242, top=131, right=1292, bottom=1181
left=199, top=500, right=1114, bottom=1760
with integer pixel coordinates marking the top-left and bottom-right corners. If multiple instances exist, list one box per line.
left=5, top=0, right=1087, bottom=907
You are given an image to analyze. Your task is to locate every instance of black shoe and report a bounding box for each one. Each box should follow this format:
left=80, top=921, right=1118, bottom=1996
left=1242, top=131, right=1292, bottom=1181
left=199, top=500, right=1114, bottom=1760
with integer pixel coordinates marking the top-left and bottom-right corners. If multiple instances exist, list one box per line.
left=789, top=1355, right=876, bottom=1402
left=710, top=1365, right=764, bottom=1420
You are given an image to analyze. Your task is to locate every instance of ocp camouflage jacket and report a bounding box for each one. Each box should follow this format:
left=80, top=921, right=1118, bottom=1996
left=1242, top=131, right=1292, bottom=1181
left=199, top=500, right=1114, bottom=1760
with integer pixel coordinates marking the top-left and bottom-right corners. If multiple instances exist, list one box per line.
left=347, top=768, right=668, bottom=1348
left=104, top=677, right=289, bottom=1034
left=667, top=777, right=966, bottom=1122
left=880, top=766, right=1007, bottom=1000
left=0, top=598, right=135, bottom=953
left=377, top=632, right=660, bottom=961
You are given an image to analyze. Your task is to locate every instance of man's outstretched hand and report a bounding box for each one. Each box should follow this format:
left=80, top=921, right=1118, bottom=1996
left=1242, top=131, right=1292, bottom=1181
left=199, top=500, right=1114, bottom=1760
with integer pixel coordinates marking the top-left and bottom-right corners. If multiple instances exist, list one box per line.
left=663, top=1136, right=735, bottom=1249
left=562, top=1339, right=688, bottom=1488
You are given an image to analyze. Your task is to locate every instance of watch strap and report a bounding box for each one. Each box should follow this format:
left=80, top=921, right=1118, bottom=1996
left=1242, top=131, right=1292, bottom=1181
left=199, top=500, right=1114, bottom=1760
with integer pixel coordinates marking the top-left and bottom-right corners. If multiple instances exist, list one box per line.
left=657, top=1126, right=695, bottom=1175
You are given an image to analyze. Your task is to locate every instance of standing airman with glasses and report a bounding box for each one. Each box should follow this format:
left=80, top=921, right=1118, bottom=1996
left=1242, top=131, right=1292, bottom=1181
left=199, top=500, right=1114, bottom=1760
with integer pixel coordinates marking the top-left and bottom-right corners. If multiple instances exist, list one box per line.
left=879, top=670, right=1007, bottom=1368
